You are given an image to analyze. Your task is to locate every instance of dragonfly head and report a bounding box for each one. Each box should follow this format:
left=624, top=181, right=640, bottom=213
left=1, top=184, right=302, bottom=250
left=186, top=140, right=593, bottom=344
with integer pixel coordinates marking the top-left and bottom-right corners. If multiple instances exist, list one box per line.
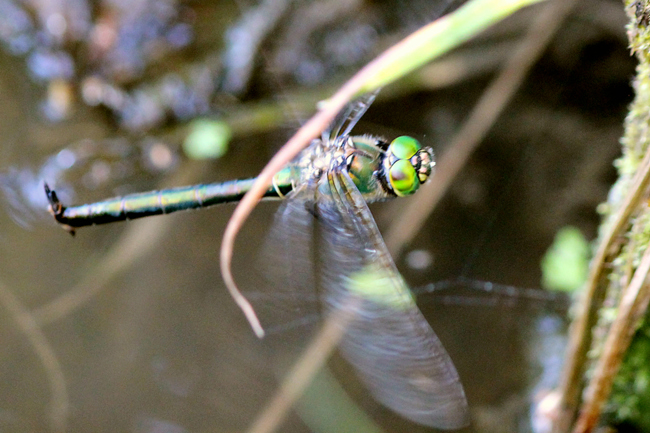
left=383, top=136, right=435, bottom=197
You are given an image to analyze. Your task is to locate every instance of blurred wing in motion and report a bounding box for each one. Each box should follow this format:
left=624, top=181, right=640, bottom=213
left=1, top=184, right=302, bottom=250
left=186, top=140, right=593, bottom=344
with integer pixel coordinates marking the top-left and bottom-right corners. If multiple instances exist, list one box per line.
left=249, top=180, right=321, bottom=335
left=315, top=165, right=469, bottom=429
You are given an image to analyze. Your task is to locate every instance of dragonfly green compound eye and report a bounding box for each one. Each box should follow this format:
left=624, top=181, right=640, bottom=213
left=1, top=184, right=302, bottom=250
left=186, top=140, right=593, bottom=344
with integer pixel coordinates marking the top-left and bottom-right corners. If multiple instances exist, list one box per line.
left=384, top=135, right=431, bottom=197
left=390, top=136, right=421, bottom=160
left=389, top=159, right=419, bottom=196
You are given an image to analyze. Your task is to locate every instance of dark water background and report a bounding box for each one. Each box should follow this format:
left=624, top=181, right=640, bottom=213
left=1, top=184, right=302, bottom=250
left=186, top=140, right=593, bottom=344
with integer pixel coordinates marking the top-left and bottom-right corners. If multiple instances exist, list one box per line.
left=0, top=0, right=635, bottom=432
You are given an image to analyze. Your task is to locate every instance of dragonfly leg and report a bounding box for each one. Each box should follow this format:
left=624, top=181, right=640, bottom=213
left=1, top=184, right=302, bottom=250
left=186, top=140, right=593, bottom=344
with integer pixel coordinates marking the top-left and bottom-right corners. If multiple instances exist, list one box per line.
left=44, top=183, right=75, bottom=235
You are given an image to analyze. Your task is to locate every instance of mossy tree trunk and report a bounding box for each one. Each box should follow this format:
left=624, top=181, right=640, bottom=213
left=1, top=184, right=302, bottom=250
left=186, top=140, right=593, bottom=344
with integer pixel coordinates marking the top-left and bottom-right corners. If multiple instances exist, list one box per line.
left=555, top=1, right=650, bottom=432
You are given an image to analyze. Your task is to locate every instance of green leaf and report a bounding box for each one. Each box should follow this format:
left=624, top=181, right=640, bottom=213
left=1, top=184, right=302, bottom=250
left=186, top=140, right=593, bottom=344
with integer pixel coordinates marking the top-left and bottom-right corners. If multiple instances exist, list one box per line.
left=541, top=226, right=590, bottom=292
left=183, top=119, right=231, bottom=160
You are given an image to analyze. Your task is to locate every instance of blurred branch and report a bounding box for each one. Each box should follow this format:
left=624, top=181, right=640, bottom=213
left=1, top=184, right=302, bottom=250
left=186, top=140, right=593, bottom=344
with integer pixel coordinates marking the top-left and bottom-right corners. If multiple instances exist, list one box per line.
left=239, top=0, right=554, bottom=431
left=384, top=0, right=577, bottom=257
left=0, top=280, right=68, bottom=433
left=33, top=161, right=210, bottom=325
left=221, top=0, right=546, bottom=338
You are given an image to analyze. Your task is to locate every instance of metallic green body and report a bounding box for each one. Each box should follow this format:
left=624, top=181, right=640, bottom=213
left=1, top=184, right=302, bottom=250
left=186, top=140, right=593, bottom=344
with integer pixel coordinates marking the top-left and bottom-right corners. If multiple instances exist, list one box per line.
left=44, top=135, right=402, bottom=231
left=346, top=136, right=386, bottom=196
left=45, top=168, right=294, bottom=230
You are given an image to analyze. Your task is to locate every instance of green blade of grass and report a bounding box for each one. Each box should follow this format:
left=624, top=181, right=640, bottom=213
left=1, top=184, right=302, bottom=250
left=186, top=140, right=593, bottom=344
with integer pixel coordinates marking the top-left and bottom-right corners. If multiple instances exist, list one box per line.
left=359, top=0, right=546, bottom=94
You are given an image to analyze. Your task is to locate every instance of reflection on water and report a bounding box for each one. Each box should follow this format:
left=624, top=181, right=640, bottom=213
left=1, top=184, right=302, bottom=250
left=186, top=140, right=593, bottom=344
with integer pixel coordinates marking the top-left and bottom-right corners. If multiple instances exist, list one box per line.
left=0, top=0, right=634, bottom=432
left=0, top=138, right=179, bottom=230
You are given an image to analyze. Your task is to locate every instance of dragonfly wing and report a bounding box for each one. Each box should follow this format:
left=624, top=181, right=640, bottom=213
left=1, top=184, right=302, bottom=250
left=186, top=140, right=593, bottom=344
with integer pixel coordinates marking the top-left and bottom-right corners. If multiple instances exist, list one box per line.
left=322, top=91, right=379, bottom=145
left=248, top=181, right=321, bottom=335
left=315, top=167, right=469, bottom=429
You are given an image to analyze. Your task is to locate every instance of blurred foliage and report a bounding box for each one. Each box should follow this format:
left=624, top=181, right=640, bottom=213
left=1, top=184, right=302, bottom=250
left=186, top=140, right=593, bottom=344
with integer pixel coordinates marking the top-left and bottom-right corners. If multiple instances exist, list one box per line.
left=0, top=0, right=463, bottom=130
left=541, top=226, right=589, bottom=292
left=183, top=119, right=230, bottom=160
left=0, top=0, right=638, bottom=432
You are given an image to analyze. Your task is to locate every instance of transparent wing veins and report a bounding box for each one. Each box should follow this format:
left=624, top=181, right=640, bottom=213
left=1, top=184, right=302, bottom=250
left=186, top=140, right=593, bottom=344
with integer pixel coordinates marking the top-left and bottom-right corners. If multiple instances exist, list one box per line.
left=315, top=165, right=469, bottom=429
left=322, top=91, right=380, bottom=145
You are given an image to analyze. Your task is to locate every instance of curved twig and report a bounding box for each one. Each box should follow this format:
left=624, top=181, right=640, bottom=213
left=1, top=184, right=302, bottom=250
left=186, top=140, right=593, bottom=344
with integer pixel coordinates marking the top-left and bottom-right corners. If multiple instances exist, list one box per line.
left=220, top=0, right=545, bottom=338
left=0, top=280, right=69, bottom=433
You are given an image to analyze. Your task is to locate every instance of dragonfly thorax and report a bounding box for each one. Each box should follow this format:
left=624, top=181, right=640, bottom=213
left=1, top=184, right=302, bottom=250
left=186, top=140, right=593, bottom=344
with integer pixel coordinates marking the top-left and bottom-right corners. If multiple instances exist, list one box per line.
left=293, top=134, right=435, bottom=203
left=297, top=136, right=349, bottom=182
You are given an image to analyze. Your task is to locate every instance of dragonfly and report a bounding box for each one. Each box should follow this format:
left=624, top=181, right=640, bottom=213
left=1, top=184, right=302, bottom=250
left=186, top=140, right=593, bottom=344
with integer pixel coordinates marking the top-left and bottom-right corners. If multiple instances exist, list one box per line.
left=44, top=93, right=469, bottom=429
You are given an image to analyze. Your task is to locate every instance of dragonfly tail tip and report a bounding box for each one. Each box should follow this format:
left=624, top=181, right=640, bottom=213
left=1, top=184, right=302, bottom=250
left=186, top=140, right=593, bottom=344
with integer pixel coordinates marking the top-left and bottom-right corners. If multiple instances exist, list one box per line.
left=44, top=182, right=76, bottom=235
left=44, top=182, right=64, bottom=215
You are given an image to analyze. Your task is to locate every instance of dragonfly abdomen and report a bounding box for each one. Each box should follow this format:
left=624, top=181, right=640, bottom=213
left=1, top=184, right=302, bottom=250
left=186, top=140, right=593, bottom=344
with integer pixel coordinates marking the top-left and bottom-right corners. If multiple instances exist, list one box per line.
left=44, top=176, right=292, bottom=232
